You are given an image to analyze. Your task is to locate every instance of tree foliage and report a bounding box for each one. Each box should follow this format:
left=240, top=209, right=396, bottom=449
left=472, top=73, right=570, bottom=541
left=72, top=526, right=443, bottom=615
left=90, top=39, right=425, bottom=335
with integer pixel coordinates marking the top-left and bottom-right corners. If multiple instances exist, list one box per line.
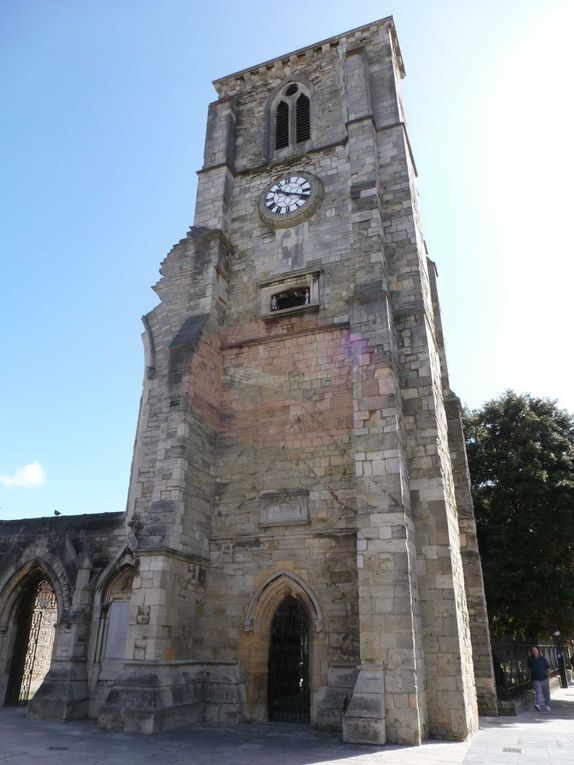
left=464, top=391, right=574, bottom=641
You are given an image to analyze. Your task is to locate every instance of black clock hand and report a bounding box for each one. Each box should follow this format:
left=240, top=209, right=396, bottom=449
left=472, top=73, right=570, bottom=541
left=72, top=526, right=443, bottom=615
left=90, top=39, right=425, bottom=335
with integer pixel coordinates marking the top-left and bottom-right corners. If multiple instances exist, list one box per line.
left=277, top=190, right=310, bottom=197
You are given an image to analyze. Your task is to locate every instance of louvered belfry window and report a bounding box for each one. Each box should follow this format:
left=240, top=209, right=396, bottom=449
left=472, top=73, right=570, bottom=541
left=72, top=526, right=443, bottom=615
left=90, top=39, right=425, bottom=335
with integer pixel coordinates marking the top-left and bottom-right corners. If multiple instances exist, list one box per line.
left=274, top=84, right=310, bottom=152
left=296, top=94, right=310, bottom=143
left=275, top=101, right=289, bottom=149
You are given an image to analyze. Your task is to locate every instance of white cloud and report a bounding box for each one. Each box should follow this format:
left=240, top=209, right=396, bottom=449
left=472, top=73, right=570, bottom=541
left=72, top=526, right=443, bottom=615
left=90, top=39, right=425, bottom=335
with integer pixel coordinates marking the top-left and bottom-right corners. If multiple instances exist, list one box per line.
left=0, top=462, right=46, bottom=488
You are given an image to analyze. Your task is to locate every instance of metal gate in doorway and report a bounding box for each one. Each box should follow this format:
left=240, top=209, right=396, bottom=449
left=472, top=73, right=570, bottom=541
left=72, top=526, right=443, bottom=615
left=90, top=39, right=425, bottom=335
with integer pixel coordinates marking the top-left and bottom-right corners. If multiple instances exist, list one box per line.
left=6, top=578, right=57, bottom=706
left=19, top=581, right=57, bottom=703
left=268, top=595, right=310, bottom=723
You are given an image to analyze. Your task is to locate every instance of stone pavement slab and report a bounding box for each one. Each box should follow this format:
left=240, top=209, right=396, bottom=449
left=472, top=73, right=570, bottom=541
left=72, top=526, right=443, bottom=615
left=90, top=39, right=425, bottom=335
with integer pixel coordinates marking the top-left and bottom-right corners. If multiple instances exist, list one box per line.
left=0, top=687, right=573, bottom=764
left=463, top=687, right=574, bottom=765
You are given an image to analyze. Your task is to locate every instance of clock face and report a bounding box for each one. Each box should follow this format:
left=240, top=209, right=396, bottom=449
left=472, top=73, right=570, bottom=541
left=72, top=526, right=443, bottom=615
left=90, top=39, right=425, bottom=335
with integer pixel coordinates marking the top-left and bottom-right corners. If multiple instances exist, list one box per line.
left=259, top=171, right=323, bottom=228
left=265, top=175, right=312, bottom=216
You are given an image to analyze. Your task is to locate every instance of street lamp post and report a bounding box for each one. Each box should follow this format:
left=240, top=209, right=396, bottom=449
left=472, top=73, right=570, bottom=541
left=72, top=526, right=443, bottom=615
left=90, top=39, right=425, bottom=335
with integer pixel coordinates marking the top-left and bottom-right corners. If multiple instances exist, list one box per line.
left=554, top=630, right=568, bottom=689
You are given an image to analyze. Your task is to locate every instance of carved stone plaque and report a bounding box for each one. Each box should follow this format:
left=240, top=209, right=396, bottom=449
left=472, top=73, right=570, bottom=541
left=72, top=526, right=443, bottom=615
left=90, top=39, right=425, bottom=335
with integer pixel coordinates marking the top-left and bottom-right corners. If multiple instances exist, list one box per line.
left=260, top=490, right=309, bottom=526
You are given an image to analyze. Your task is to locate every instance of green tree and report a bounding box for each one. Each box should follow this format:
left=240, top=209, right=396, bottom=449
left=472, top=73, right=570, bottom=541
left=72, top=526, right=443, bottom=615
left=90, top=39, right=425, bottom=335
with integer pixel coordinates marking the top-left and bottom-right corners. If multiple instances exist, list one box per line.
left=464, top=391, right=574, bottom=641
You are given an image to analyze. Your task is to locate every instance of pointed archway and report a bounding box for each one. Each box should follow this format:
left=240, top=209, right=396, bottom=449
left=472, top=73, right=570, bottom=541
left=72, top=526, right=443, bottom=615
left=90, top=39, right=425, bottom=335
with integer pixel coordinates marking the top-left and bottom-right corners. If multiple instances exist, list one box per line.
left=239, top=570, right=325, bottom=724
left=5, top=572, right=57, bottom=706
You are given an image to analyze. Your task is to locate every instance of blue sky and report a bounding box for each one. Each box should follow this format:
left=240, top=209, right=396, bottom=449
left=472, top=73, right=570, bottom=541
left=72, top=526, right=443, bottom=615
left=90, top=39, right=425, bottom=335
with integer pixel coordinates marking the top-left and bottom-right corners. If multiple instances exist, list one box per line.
left=1, top=0, right=573, bottom=520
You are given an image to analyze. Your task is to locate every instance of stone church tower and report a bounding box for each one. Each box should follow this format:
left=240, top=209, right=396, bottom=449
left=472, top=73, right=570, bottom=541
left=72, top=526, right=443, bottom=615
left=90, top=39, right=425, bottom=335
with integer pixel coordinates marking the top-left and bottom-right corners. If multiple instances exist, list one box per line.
left=0, top=16, right=496, bottom=746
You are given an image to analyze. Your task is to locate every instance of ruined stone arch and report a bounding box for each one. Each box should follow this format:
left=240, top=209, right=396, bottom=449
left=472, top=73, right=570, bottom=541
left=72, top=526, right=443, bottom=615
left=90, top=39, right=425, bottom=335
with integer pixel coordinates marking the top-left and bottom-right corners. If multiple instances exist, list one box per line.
left=238, top=571, right=327, bottom=724
left=0, top=558, right=64, bottom=627
left=0, top=559, right=62, bottom=706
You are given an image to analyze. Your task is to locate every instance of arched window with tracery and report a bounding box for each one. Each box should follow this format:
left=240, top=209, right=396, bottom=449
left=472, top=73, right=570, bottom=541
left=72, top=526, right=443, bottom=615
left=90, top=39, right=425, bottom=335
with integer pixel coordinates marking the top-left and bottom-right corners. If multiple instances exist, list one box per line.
left=272, top=83, right=312, bottom=153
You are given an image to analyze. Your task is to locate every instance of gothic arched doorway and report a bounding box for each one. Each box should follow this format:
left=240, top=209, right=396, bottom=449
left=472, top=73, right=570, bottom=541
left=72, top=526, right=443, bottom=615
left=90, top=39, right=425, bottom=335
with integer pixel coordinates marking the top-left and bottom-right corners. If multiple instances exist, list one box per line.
left=268, top=595, right=310, bottom=723
left=5, top=574, right=57, bottom=706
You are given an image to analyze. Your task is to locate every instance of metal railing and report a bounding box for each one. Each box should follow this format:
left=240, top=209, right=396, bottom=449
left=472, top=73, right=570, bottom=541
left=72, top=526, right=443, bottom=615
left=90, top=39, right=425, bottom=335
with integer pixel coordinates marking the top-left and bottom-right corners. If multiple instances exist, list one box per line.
left=491, top=642, right=572, bottom=700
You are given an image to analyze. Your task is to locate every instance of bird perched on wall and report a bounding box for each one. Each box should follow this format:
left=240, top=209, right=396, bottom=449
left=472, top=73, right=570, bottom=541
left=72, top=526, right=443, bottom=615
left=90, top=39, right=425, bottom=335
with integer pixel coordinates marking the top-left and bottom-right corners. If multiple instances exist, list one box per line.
left=53, top=510, right=61, bottom=516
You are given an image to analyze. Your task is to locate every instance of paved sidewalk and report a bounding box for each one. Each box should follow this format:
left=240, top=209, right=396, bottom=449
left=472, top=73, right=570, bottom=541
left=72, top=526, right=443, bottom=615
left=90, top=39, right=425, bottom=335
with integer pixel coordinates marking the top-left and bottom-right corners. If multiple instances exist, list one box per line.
left=0, top=687, right=573, bottom=764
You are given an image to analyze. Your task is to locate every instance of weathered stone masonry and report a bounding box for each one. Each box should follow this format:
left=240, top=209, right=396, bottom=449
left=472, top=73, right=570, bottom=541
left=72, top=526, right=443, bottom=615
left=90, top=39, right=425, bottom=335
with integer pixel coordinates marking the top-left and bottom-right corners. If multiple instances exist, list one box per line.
left=0, top=16, right=497, bottom=746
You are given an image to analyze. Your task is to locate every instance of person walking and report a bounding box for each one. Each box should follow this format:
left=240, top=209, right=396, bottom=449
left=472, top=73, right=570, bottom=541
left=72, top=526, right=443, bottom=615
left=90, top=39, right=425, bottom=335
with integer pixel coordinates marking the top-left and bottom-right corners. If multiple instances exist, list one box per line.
left=527, top=646, right=551, bottom=711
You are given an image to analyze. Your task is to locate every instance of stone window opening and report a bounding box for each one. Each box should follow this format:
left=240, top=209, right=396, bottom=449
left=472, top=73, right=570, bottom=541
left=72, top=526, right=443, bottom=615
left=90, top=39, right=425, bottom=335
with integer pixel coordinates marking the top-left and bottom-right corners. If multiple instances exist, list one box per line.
left=260, top=270, right=321, bottom=318
left=270, top=287, right=310, bottom=312
left=272, top=83, right=311, bottom=153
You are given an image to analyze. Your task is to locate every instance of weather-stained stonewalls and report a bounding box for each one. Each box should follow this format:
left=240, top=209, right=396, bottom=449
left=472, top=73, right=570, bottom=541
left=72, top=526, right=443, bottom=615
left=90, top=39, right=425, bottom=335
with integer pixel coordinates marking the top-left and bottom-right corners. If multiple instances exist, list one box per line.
left=0, top=16, right=496, bottom=744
